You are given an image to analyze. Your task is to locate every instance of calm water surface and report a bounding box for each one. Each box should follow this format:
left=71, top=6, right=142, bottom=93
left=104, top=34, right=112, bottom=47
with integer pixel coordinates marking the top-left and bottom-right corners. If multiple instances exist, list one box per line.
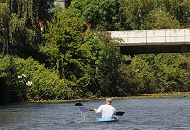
left=0, top=97, right=190, bottom=130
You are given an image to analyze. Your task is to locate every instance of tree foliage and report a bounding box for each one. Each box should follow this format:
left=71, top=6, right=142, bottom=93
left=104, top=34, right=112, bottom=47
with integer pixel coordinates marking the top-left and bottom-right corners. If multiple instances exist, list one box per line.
left=0, top=0, right=55, bottom=58
left=163, top=0, right=190, bottom=27
left=0, top=55, right=74, bottom=103
left=41, top=8, right=122, bottom=97
left=41, top=8, right=88, bottom=96
left=120, top=54, right=190, bottom=95
left=1, top=0, right=190, bottom=104
left=144, top=7, right=180, bottom=29
left=69, top=0, right=128, bottom=30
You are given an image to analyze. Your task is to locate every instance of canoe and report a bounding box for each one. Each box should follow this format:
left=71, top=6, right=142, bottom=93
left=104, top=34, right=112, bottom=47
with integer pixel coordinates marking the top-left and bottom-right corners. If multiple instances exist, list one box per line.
left=96, top=117, right=119, bottom=122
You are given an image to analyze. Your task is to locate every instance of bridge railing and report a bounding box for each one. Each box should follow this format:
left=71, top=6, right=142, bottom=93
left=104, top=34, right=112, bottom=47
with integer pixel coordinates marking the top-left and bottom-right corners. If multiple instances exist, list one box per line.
left=109, top=29, right=190, bottom=46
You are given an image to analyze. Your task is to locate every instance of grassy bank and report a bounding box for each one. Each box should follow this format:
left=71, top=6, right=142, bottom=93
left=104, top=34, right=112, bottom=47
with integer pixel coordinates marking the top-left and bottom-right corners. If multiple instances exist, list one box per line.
left=118, top=92, right=190, bottom=100
left=30, top=92, right=190, bottom=104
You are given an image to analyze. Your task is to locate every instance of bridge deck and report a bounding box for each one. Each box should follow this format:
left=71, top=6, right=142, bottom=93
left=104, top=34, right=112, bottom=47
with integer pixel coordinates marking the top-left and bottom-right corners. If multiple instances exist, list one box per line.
left=109, top=29, right=190, bottom=54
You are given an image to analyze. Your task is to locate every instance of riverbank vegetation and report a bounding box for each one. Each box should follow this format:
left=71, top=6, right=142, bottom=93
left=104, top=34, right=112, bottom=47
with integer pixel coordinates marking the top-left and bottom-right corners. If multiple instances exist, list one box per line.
left=1, top=0, right=190, bottom=105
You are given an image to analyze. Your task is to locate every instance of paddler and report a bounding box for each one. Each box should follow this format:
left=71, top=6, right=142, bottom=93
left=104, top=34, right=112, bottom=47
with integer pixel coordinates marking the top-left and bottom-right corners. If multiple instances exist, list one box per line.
left=94, top=98, right=116, bottom=118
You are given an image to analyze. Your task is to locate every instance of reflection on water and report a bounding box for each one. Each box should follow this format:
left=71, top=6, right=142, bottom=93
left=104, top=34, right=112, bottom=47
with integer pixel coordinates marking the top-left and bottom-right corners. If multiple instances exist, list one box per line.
left=0, top=97, right=190, bottom=130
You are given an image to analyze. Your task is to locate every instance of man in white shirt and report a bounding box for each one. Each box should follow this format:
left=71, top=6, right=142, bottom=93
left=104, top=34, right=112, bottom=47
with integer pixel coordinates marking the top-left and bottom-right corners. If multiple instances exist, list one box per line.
left=94, top=98, right=116, bottom=118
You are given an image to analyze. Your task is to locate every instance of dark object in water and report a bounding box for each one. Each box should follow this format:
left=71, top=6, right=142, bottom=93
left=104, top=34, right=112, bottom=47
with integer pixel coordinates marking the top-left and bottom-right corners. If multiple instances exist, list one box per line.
left=75, top=102, right=83, bottom=106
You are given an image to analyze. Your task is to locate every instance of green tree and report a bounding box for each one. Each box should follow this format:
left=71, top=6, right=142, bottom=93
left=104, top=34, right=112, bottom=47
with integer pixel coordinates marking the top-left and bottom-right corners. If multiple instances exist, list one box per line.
left=5, top=0, right=55, bottom=20
left=93, top=31, right=123, bottom=96
left=69, top=0, right=128, bottom=30
left=79, top=30, right=122, bottom=96
left=124, top=0, right=160, bottom=30
left=138, top=54, right=190, bottom=93
left=163, top=0, right=190, bottom=27
left=0, top=3, right=10, bottom=56
left=120, top=55, right=156, bottom=95
left=0, top=0, right=55, bottom=58
left=0, top=55, right=74, bottom=102
left=144, top=7, right=180, bottom=29
left=42, top=7, right=123, bottom=97
left=41, top=8, right=89, bottom=96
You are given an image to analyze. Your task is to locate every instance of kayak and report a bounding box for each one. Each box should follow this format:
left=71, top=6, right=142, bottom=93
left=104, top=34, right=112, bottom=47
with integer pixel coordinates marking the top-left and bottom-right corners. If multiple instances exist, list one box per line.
left=96, top=117, right=119, bottom=122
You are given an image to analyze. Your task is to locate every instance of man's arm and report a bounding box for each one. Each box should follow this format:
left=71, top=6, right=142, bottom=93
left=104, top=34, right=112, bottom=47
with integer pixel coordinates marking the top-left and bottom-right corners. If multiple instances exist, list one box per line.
left=94, top=105, right=102, bottom=113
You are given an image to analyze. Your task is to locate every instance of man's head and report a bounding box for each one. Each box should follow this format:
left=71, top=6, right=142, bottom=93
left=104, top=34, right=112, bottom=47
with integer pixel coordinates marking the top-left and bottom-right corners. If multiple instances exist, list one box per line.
left=105, top=98, right=112, bottom=105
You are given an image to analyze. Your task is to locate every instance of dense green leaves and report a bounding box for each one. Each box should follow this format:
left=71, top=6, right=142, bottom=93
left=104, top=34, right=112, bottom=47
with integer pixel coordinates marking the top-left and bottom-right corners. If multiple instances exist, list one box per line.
left=144, top=7, right=180, bottom=29
left=0, top=3, right=10, bottom=55
left=164, top=0, right=190, bottom=27
left=120, top=54, right=190, bottom=95
left=69, top=0, right=128, bottom=30
left=0, top=0, right=55, bottom=58
left=1, top=0, right=190, bottom=104
left=42, top=8, right=122, bottom=97
left=0, top=55, right=74, bottom=102
left=68, top=0, right=190, bottom=30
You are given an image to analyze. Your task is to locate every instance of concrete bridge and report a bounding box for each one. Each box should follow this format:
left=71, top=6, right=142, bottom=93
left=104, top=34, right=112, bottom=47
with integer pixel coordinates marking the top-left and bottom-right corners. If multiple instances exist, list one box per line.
left=109, top=29, right=190, bottom=54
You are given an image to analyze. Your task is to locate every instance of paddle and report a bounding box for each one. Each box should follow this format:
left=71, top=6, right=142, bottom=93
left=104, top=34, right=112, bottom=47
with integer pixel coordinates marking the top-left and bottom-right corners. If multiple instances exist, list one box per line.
left=79, top=106, right=94, bottom=112
left=75, top=103, right=125, bottom=116
left=75, top=102, right=83, bottom=106
left=116, top=111, right=125, bottom=116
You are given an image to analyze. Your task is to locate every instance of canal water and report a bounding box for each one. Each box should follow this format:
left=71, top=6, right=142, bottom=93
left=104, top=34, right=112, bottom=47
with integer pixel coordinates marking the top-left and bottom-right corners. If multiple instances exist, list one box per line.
left=0, top=97, right=190, bottom=130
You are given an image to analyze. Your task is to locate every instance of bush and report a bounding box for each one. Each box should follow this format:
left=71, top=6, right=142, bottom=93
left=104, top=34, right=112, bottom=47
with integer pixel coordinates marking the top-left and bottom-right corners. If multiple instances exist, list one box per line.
left=0, top=55, right=74, bottom=103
